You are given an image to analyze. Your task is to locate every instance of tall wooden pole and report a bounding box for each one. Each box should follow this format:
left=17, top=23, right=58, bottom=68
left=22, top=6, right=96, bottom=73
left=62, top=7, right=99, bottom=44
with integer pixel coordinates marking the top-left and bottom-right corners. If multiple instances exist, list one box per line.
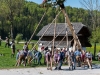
left=61, top=8, right=91, bottom=69
left=65, top=17, right=68, bottom=49
left=51, top=13, right=56, bottom=70
left=61, top=9, right=82, bottom=50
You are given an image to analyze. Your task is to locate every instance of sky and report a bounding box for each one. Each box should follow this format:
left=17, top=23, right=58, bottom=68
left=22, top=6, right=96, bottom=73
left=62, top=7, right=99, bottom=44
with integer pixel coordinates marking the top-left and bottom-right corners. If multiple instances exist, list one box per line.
left=27, top=0, right=83, bottom=8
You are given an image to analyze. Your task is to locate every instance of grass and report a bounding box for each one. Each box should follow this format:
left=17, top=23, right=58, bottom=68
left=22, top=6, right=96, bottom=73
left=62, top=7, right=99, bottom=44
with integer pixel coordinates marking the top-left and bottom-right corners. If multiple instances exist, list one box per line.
left=0, top=44, right=15, bottom=68
left=0, top=41, right=100, bottom=69
left=86, top=43, right=100, bottom=54
left=0, top=41, right=40, bottom=69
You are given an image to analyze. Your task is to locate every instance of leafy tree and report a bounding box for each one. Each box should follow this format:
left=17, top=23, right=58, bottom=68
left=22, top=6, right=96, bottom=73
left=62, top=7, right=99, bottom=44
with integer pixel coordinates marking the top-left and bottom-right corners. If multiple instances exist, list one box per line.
left=0, top=0, right=25, bottom=39
left=0, top=0, right=100, bottom=41
left=80, top=0, right=100, bottom=30
left=80, top=0, right=100, bottom=59
left=89, top=26, right=100, bottom=59
left=90, top=27, right=100, bottom=43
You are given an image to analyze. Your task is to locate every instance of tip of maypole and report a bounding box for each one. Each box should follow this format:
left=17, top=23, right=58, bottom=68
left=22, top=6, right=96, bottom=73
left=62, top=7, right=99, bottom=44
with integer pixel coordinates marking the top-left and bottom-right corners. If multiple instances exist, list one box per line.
left=40, top=0, right=66, bottom=9
left=56, top=0, right=65, bottom=9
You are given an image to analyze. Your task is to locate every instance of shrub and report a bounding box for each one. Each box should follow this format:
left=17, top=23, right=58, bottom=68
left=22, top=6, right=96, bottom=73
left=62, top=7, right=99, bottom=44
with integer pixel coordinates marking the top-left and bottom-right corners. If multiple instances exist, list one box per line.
left=15, top=33, right=23, bottom=44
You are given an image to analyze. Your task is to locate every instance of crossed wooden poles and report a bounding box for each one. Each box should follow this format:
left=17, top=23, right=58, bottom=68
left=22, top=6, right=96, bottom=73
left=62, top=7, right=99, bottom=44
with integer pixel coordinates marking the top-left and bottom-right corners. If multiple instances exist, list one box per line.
left=26, top=0, right=92, bottom=70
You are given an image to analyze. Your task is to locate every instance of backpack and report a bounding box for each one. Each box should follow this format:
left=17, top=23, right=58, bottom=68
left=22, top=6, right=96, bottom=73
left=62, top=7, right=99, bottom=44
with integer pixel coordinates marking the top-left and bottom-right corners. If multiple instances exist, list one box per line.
left=60, top=52, right=64, bottom=60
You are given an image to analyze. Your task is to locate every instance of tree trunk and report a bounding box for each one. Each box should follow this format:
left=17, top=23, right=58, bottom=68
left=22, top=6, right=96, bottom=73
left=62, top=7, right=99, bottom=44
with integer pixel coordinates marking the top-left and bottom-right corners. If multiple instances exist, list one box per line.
left=94, top=42, right=96, bottom=60
left=11, top=24, right=13, bottom=40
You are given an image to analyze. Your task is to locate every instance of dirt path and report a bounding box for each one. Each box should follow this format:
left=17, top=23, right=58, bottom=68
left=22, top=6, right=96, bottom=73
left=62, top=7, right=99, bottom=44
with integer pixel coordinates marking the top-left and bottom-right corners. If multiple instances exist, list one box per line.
left=0, top=66, right=100, bottom=75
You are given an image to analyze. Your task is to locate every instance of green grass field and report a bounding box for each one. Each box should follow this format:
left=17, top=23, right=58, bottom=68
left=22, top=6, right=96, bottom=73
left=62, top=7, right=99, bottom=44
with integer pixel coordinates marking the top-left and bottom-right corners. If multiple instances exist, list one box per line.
left=0, top=42, right=23, bottom=69
left=86, top=43, right=100, bottom=54
left=0, top=41, right=39, bottom=69
left=0, top=41, right=100, bottom=69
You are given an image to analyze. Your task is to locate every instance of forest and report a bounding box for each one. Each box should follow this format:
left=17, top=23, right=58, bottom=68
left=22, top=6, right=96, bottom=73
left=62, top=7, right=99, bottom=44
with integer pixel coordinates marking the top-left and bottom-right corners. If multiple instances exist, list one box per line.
left=0, top=0, right=100, bottom=42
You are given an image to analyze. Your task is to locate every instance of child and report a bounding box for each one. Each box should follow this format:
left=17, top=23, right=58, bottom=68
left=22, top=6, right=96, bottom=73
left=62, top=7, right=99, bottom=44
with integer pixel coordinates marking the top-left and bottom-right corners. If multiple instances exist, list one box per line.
left=54, top=50, right=59, bottom=70
left=15, top=49, right=20, bottom=66
left=46, top=50, right=52, bottom=70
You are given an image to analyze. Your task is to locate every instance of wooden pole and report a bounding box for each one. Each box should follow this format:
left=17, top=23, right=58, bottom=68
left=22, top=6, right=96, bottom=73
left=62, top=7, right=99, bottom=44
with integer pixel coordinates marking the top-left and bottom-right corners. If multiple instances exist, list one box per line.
left=32, top=11, right=61, bottom=50
left=65, top=16, right=71, bottom=68
left=65, top=17, right=68, bottom=49
left=61, top=8, right=82, bottom=50
left=61, top=8, right=91, bottom=69
left=51, top=14, right=57, bottom=70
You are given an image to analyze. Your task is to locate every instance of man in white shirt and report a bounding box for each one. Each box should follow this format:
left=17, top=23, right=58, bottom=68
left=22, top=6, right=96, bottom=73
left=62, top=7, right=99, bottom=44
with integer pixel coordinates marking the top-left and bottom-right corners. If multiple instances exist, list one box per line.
left=85, top=51, right=92, bottom=69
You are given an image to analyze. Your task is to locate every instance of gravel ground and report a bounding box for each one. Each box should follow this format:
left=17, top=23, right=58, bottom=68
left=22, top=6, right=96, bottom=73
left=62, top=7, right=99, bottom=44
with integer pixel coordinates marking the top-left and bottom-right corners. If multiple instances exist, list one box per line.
left=0, top=65, right=100, bottom=75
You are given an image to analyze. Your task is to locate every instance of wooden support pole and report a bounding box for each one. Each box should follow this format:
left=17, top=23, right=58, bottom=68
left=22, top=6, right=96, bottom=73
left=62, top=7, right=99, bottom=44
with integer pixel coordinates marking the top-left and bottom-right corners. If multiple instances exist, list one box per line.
left=61, top=8, right=82, bottom=50
left=51, top=14, right=57, bottom=70
left=65, top=17, right=68, bottom=49
left=61, top=8, right=92, bottom=69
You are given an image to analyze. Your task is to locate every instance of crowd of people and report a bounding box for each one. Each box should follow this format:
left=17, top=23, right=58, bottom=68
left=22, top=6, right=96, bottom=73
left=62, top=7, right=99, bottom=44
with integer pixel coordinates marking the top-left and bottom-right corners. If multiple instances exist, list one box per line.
left=0, top=36, right=100, bottom=70
left=14, top=45, right=97, bottom=70
left=15, top=42, right=42, bottom=66
left=43, top=47, right=93, bottom=70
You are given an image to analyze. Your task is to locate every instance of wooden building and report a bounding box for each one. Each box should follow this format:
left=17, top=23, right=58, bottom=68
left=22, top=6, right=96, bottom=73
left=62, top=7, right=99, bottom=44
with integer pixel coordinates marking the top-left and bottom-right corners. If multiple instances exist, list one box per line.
left=37, top=22, right=91, bottom=48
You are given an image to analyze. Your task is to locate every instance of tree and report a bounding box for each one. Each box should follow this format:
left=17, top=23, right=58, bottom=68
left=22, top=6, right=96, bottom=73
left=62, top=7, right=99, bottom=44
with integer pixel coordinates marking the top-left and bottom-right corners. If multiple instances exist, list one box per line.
left=80, top=0, right=100, bottom=59
left=80, top=0, right=100, bottom=30
left=90, top=26, right=100, bottom=59
left=0, top=1, right=98, bottom=40
left=0, top=0, right=25, bottom=40
left=90, top=27, right=100, bottom=43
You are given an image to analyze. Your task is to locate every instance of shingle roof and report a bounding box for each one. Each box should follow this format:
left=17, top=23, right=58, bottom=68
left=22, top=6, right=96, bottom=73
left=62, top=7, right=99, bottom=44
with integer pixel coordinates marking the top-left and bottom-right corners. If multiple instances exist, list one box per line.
left=37, top=22, right=85, bottom=36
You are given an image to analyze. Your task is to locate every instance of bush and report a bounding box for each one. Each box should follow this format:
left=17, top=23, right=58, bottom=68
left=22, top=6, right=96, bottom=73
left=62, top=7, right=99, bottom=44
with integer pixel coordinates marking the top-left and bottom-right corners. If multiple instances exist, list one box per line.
left=15, top=33, right=23, bottom=44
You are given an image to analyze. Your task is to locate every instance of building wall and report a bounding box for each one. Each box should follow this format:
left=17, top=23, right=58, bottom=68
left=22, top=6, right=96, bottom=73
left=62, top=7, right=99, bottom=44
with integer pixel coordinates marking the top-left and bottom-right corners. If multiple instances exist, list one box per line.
left=40, top=35, right=90, bottom=47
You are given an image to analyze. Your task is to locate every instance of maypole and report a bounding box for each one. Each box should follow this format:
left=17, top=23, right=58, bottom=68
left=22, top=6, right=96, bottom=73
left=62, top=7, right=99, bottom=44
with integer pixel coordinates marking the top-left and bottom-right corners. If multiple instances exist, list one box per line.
left=40, top=0, right=92, bottom=69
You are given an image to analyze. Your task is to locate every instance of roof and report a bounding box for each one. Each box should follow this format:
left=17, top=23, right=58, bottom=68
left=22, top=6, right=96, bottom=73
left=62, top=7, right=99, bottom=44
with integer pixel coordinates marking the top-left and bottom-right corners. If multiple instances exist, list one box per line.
left=37, top=22, right=86, bottom=36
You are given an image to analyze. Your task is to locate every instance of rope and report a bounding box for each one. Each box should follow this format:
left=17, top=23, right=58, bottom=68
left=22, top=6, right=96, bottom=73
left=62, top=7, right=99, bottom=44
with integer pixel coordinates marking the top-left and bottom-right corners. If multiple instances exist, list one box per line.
left=26, top=9, right=47, bottom=46
left=32, top=10, right=62, bottom=50
left=56, top=35, right=66, bottom=47
left=56, top=35, right=74, bottom=49
left=44, top=27, right=65, bottom=49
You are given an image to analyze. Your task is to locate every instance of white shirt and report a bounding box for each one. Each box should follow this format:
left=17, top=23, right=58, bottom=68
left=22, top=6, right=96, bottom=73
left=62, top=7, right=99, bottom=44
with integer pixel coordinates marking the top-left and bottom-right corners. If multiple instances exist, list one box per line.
left=86, top=52, right=92, bottom=58
left=20, top=50, right=24, bottom=55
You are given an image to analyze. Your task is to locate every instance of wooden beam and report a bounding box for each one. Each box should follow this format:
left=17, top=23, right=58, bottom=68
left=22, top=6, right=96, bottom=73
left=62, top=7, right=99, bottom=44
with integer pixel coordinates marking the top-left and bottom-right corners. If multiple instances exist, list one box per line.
left=61, top=8, right=92, bottom=69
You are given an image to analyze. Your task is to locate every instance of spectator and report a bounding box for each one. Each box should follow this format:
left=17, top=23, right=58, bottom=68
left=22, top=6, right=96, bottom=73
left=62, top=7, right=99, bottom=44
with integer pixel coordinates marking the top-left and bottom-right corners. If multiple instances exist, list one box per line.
left=5, top=37, right=10, bottom=48
left=11, top=42, right=16, bottom=57
left=34, top=51, right=42, bottom=65
left=37, top=51, right=42, bottom=65
left=74, top=49, right=81, bottom=67
left=54, top=49, right=59, bottom=70
left=33, top=48, right=38, bottom=64
left=23, top=42, right=28, bottom=50
left=18, top=49, right=26, bottom=66
left=85, top=51, right=92, bottom=69
left=15, top=49, right=20, bottom=66
left=27, top=50, right=33, bottom=65
left=45, top=50, right=52, bottom=70
left=57, top=49, right=64, bottom=70
left=70, top=50, right=76, bottom=70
